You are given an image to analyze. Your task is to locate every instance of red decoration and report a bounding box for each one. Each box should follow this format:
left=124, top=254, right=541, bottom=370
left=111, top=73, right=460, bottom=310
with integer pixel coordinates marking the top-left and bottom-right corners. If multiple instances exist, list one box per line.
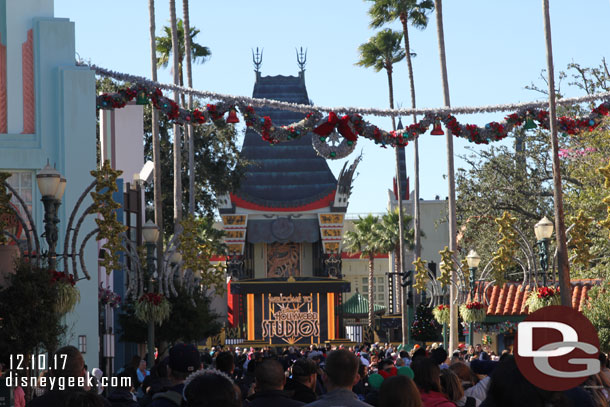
left=536, top=286, right=559, bottom=299
left=49, top=270, right=76, bottom=286
left=226, top=109, right=239, bottom=124
left=138, top=292, right=165, bottom=306
left=430, top=121, right=445, bottom=135
left=465, top=301, right=485, bottom=310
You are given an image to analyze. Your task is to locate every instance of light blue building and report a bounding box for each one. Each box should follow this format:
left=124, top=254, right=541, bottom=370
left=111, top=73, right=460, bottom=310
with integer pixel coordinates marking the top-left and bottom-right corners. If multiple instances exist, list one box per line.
left=0, top=0, right=99, bottom=369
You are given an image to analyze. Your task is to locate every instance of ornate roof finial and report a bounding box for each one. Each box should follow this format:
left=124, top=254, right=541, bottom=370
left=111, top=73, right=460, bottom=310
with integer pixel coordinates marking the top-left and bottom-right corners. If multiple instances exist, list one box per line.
left=296, top=46, right=307, bottom=72
left=252, top=47, right=263, bottom=73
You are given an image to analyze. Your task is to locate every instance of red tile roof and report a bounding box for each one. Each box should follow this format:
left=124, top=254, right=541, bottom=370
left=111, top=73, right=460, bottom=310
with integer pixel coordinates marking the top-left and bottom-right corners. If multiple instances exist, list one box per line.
left=470, top=279, right=600, bottom=316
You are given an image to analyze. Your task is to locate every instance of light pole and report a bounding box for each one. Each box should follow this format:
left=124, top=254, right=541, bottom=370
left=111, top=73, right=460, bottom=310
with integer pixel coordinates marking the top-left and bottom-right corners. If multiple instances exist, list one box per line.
left=142, top=219, right=159, bottom=368
left=466, top=249, right=481, bottom=347
left=36, top=162, right=67, bottom=270
left=534, top=216, right=554, bottom=287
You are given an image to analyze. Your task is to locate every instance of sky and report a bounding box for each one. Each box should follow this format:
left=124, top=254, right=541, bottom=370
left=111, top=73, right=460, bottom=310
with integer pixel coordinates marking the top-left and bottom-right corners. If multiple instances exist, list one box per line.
left=54, top=0, right=610, bottom=215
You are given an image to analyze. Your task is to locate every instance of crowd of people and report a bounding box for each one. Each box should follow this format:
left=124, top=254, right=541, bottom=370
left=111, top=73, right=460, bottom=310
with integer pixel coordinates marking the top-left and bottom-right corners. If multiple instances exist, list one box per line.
left=3, top=341, right=610, bottom=407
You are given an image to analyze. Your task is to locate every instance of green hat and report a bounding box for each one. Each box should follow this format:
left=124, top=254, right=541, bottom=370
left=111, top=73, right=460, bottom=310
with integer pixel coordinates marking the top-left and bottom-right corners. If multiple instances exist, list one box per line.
left=397, top=344, right=404, bottom=352
left=397, top=366, right=414, bottom=380
left=368, top=373, right=384, bottom=390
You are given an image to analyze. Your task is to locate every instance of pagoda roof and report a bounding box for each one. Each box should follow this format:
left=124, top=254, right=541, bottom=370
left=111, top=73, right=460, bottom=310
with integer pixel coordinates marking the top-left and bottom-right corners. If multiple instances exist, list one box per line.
left=233, top=73, right=338, bottom=210
left=339, top=291, right=386, bottom=316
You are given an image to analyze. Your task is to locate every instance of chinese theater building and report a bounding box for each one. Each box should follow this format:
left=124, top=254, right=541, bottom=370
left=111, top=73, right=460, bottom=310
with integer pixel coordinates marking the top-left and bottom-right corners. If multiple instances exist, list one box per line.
left=219, top=60, right=360, bottom=346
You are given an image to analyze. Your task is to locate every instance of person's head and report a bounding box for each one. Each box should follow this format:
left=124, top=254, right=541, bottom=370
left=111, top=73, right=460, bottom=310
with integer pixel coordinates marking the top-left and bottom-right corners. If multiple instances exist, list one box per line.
left=129, top=355, right=141, bottom=369
left=412, top=348, right=427, bottom=361
left=168, top=343, right=201, bottom=382
left=215, top=351, right=235, bottom=376
left=254, top=359, right=285, bottom=392
left=411, top=357, right=441, bottom=393
left=65, top=391, right=106, bottom=407
left=51, top=346, right=85, bottom=383
left=323, top=349, right=360, bottom=389
left=430, top=348, right=448, bottom=366
left=139, top=360, right=147, bottom=371
left=439, top=368, right=463, bottom=402
left=378, top=375, right=422, bottom=407
left=379, top=359, right=394, bottom=372
left=449, top=362, right=478, bottom=385
left=483, top=355, right=568, bottom=407
left=291, top=358, right=317, bottom=390
left=183, top=369, right=240, bottom=407
left=475, top=344, right=482, bottom=352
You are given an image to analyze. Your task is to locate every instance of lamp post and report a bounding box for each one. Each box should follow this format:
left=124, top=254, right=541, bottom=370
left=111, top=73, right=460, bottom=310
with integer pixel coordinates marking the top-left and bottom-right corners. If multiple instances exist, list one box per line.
left=36, top=163, right=66, bottom=270
left=142, top=219, right=159, bottom=368
left=534, top=216, right=554, bottom=286
left=466, top=249, right=481, bottom=346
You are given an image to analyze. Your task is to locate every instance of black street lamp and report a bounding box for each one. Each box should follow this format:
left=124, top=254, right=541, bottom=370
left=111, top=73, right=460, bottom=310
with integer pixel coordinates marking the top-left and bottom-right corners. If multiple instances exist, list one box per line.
left=35, top=162, right=66, bottom=270
left=142, top=219, right=160, bottom=368
left=466, top=249, right=481, bottom=347
left=534, top=216, right=554, bottom=286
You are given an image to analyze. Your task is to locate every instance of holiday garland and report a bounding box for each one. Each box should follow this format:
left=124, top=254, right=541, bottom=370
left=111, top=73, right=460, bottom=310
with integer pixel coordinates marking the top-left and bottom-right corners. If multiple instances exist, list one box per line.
left=95, top=83, right=610, bottom=154
left=472, top=321, right=517, bottom=334
left=91, top=161, right=127, bottom=274
left=491, top=212, right=519, bottom=285
left=438, top=246, right=454, bottom=288
left=412, top=257, right=428, bottom=293
left=568, top=210, right=593, bottom=268
left=525, top=286, right=561, bottom=313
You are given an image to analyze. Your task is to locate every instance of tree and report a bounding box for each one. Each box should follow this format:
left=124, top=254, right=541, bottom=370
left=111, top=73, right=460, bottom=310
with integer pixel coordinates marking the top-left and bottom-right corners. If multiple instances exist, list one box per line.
left=0, top=261, right=65, bottom=363
left=411, top=304, right=442, bottom=342
left=118, top=286, right=221, bottom=347
left=182, top=0, right=195, bottom=215
left=156, top=19, right=211, bottom=88
left=368, top=0, right=434, bottom=264
left=147, top=0, right=164, bottom=273
left=169, top=0, right=183, bottom=230
left=343, top=214, right=384, bottom=328
left=356, top=28, right=405, bottom=333
left=583, top=280, right=610, bottom=352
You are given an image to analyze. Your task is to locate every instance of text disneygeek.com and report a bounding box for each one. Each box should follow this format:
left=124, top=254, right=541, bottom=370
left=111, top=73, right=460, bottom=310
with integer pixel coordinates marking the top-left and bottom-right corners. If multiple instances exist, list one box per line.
left=4, top=372, right=131, bottom=391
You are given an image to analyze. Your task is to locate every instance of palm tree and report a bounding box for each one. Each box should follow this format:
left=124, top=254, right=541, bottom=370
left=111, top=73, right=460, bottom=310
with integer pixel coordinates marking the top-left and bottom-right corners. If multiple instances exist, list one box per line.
left=368, top=0, right=434, bottom=265
left=182, top=0, right=195, bottom=215
left=432, top=0, right=458, bottom=351
left=169, top=0, right=182, bottom=229
left=147, top=0, right=164, bottom=284
left=156, top=19, right=211, bottom=88
left=343, top=214, right=384, bottom=328
left=378, top=209, right=417, bottom=278
left=157, top=17, right=210, bottom=217
left=356, top=28, right=407, bottom=340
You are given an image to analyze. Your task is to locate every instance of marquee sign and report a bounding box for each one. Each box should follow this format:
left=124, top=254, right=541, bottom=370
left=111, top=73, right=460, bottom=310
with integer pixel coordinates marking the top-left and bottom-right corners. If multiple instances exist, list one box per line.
left=318, top=213, right=345, bottom=254
left=262, top=294, right=319, bottom=345
left=221, top=214, right=248, bottom=255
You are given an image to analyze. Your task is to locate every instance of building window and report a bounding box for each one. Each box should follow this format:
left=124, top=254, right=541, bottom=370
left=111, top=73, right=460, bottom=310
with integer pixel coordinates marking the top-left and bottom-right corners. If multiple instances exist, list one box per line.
left=6, top=171, right=34, bottom=239
left=78, top=335, right=87, bottom=354
left=362, top=278, right=368, bottom=285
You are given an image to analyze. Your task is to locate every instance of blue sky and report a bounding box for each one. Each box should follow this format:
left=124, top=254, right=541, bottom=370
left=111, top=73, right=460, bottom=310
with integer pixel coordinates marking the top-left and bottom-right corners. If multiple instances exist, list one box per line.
left=54, top=0, right=610, bottom=215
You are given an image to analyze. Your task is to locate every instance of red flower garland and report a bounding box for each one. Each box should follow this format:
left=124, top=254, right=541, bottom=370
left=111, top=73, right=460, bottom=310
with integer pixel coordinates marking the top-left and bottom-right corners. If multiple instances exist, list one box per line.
left=536, top=286, right=559, bottom=299
left=465, top=301, right=485, bottom=310
left=49, top=270, right=75, bottom=286
left=138, top=292, right=164, bottom=306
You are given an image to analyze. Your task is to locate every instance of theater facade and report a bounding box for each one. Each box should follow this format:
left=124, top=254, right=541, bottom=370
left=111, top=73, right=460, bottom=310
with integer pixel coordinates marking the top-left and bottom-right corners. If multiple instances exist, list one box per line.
left=219, top=63, right=359, bottom=346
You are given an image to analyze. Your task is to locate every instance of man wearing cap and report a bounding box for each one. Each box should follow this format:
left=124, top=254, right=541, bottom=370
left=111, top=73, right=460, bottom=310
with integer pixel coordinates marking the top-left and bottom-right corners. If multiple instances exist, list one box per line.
left=151, top=343, right=201, bottom=407
left=285, top=358, right=318, bottom=404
